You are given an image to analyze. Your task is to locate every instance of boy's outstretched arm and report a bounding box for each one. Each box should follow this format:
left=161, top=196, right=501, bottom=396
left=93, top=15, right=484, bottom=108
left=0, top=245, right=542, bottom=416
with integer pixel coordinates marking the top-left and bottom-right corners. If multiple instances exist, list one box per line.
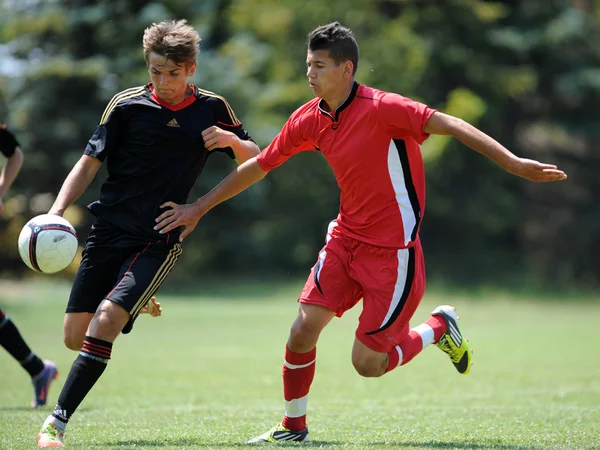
left=423, top=112, right=567, bottom=183
left=154, top=156, right=268, bottom=241
left=0, top=146, right=23, bottom=213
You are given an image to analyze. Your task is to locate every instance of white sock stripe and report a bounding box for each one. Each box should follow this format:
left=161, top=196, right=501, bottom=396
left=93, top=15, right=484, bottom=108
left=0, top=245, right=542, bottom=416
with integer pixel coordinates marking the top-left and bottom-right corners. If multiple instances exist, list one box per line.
left=284, top=359, right=316, bottom=370
left=284, top=394, right=308, bottom=418
left=45, top=414, right=67, bottom=431
left=413, top=323, right=434, bottom=349
left=0, top=315, right=9, bottom=329
left=19, top=351, right=35, bottom=364
left=79, top=351, right=109, bottom=364
left=395, top=345, right=403, bottom=366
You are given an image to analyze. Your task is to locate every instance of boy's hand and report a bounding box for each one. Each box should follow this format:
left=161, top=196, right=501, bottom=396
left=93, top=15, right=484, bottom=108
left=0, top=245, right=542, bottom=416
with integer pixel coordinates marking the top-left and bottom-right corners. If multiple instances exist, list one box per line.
left=512, top=159, right=567, bottom=183
left=154, top=201, right=205, bottom=241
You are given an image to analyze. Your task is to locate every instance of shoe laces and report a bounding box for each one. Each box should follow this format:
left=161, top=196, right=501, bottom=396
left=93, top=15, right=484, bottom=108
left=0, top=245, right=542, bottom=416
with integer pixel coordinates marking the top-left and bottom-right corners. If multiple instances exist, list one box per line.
left=438, top=335, right=460, bottom=359
left=41, top=423, right=64, bottom=442
left=268, top=424, right=289, bottom=435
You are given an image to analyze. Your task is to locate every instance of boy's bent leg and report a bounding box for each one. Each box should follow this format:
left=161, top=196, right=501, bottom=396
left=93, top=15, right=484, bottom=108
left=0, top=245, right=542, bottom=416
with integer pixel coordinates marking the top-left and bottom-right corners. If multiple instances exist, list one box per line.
left=352, top=238, right=447, bottom=376
left=87, top=300, right=131, bottom=341
left=352, top=314, right=447, bottom=377
left=38, top=243, right=181, bottom=448
left=351, top=339, right=388, bottom=377
left=38, top=301, right=125, bottom=448
left=55, top=301, right=126, bottom=418
left=64, top=245, right=123, bottom=350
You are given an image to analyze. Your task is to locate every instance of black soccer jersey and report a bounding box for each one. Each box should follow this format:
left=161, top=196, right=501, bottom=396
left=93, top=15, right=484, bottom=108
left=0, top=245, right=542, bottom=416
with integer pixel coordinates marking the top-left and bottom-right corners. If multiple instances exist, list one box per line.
left=0, top=125, right=20, bottom=158
left=84, top=83, right=253, bottom=247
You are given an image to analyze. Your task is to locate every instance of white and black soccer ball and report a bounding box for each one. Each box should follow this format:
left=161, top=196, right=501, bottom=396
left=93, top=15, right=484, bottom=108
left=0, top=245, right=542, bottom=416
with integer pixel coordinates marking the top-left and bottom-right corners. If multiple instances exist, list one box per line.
left=18, top=214, right=78, bottom=274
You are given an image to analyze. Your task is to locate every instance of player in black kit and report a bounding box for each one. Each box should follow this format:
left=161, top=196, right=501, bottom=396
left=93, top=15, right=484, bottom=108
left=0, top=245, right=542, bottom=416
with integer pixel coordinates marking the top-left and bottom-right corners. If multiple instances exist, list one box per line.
left=36, top=20, right=260, bottom=448
left=1, top=125, right=59, bottom=408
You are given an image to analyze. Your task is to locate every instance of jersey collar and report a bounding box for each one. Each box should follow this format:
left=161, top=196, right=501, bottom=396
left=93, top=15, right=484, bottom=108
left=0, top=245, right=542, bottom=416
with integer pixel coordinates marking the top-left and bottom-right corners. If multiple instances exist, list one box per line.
left=149, top=83, right=197, bottom=111
left=318, top=81, right=359, bottom=122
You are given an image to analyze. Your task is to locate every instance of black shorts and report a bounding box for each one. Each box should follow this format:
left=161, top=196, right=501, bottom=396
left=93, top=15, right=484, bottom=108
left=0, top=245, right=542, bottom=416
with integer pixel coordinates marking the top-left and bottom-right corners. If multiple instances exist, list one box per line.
left=67, top=241, right=182, bottom=320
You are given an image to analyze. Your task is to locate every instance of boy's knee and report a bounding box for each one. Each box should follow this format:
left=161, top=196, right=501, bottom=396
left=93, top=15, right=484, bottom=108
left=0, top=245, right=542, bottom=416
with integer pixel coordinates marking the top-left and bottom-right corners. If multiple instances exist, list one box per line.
left=63, top=333, right=84, bottom=351
left=88, top=301, right=130, bottom=339
left=351, top=354, right=387, bottom=378
left=289, top=320, right=320, bottom=350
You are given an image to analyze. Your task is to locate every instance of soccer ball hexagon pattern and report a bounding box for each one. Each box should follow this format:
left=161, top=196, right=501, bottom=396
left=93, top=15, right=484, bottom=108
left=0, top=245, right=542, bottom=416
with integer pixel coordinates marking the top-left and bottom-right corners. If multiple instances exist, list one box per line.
left=18, top=214, right=78, bottom=274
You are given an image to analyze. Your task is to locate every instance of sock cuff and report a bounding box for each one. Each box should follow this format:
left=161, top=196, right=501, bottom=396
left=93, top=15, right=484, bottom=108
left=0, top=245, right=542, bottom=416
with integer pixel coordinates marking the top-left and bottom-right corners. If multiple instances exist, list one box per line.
left=285, top=346, right=316, bottom=366
left=85, top=336, right=113, bottom=348
left=425, top=315, right=446, bottom=342
left=81, top=336, right=112, bottom=361
left=52, top=407, right=69, bottom=425
left=385, top=346, right=402, bottom=373
left=19, top=351, right=36, bottom=365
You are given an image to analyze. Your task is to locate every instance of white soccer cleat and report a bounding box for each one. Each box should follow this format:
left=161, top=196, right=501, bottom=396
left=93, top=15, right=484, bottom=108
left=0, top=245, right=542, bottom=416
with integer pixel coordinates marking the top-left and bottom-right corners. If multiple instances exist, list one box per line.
left=36, top=417, right=65, bottom=448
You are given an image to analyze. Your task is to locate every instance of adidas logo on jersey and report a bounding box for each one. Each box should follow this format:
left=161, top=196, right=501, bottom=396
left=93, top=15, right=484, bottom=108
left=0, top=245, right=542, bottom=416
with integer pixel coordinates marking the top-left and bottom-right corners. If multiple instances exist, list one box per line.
left=166, top=118, right=180, bottom=128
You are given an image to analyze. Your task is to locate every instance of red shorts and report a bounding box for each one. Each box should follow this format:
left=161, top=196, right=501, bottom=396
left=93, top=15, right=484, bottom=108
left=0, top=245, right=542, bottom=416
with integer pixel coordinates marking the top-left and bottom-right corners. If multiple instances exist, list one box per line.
left=299, top=222, right=426, bottom=353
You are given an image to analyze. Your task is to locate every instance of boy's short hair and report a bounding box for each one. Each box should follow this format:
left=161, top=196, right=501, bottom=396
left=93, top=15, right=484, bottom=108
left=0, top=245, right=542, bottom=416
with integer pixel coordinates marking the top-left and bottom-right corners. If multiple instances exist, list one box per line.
left=143, top=19, right=200, bottom=65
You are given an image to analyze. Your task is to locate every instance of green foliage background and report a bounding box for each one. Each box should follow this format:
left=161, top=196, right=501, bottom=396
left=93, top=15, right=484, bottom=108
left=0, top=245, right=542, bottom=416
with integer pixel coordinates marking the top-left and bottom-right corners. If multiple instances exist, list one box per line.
left=0, top=0, right=598, bottom=289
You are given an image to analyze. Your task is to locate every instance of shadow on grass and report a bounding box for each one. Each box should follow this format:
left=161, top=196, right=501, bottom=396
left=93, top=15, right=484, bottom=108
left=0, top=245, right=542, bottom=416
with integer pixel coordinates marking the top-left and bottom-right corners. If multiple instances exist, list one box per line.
left=300, top=442, right=530, bottom=449
left=88, top=438, right=529, bottom=449
left=0, top=405, right=95, bottom=414
left=94, top=439, right=344, bottom=448
left=0, top=406, right=36, bottom=411
left=95, top=440, right=252, bottom=448
left=380, top=442, right=531, bottom=450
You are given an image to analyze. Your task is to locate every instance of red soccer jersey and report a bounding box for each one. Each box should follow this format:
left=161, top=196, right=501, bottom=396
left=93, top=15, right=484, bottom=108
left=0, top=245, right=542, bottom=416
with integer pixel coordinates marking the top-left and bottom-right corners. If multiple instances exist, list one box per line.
left=256, top=82, right=436, bottom=249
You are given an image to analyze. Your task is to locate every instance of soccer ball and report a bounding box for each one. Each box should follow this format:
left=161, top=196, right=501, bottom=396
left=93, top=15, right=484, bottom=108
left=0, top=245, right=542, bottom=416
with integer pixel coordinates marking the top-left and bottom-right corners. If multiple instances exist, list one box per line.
left=18, top=214, right=78, bottom=274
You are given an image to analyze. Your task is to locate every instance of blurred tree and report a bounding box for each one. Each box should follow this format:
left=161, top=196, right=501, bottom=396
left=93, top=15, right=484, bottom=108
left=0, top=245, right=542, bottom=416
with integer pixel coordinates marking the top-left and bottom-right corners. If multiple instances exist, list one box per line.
left=0, top=0, right=598, bottom=290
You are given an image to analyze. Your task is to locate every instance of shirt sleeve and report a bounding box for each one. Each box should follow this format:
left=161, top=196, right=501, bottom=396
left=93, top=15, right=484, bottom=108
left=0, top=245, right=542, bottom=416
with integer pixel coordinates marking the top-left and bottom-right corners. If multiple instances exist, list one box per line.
left=377, top=93, right=436, bottom=144
left=0, top=126, right=20, bottom=158
left=84, top=97, right=122, bottom=162
left=212, top=97, right=253, bottom=160
left=256, top=112, right=314, bottom=172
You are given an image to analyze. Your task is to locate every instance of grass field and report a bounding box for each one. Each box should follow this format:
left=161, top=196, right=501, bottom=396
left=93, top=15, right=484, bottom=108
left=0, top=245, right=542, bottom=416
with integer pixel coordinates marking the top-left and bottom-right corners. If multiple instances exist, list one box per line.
left=0, top=280, right=598, bottom=449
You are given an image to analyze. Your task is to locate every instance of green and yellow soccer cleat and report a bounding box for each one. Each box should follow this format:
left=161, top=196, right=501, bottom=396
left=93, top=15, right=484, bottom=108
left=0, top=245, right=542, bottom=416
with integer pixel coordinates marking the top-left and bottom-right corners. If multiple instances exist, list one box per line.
left=431, top=305, right=473, bottom=375
left=36, top=419, right=65, bottom=448
left=247, top=423, right=310, bottom=444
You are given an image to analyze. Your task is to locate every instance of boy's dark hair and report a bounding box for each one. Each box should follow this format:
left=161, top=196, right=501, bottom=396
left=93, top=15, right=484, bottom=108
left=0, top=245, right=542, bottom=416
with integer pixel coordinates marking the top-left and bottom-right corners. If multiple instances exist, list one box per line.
left=307, top=22, right=359, bottom=75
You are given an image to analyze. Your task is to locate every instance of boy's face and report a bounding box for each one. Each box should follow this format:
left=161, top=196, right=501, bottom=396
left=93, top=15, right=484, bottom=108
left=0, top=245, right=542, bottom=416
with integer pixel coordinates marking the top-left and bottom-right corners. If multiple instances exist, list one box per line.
left=147, top=52, right=196, bottom=103
left=306, top=50, right=354, bottom=101
left=306, top=49, right=347, bottom=101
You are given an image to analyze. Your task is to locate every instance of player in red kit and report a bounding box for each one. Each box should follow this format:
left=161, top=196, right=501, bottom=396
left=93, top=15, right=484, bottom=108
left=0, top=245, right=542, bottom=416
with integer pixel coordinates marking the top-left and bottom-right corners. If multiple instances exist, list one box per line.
left=155, top=22, right=567, bottom=443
